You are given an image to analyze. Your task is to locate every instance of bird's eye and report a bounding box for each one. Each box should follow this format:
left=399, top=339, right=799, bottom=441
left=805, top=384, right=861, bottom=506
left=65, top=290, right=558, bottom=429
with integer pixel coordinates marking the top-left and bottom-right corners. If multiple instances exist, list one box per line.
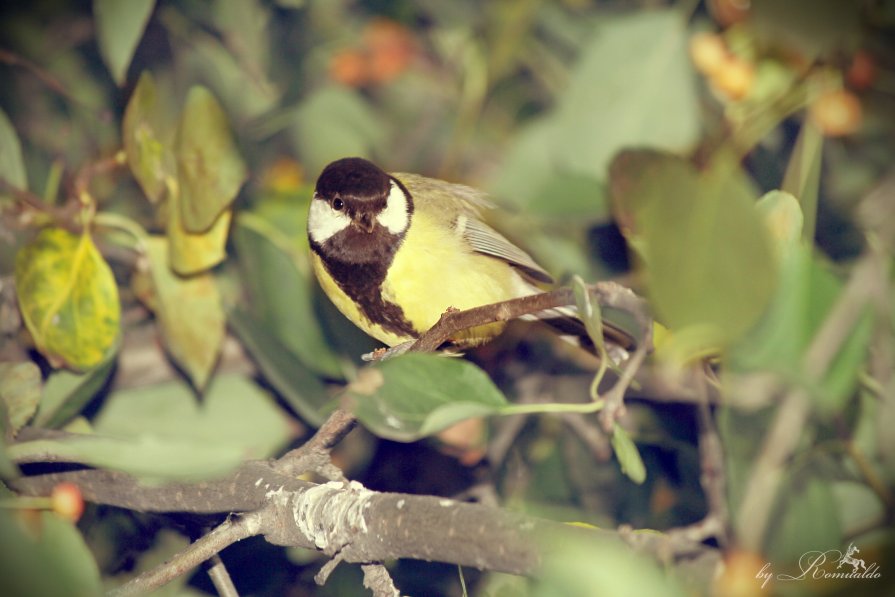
left=331, top=198, right=344, bottom=211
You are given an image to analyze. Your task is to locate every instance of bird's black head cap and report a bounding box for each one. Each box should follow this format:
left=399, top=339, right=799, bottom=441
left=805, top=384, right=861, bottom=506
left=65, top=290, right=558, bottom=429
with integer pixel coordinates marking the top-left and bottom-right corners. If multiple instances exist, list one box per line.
left=315, top=157, right=390, bottom=204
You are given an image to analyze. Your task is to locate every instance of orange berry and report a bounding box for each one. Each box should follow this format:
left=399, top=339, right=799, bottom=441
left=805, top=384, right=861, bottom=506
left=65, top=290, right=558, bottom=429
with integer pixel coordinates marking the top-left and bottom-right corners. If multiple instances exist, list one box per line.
left=363, top=18, right=415, bottom=84
left=809, top=89, right=862, bottom=137
left=329, top=48, right=369, bottom=87
left=846, top=50, right=877, bottom=91
left=690, top=32, right=730, bottom=76
left=709, top=0, right=752, bottom=26
left=51, top=482, right=85, bottom=523
left=713, top=550, right=769, bottom=597
left=712, top=57, right=756, bottom=100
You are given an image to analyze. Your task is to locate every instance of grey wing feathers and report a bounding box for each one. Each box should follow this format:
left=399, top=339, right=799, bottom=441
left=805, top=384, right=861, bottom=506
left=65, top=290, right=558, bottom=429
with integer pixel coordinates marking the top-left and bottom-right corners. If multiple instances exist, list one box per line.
left=461, top=218, right=553, bottom=284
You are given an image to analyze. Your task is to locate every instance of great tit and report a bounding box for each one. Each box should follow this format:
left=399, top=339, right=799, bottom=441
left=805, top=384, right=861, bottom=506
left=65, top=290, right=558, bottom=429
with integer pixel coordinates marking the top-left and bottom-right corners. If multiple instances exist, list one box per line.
left=307, top=157, right=628, bottom=351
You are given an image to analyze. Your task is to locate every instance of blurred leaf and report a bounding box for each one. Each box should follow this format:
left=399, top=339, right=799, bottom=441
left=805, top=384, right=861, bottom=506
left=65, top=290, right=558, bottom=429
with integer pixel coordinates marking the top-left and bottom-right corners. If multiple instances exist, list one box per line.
left=93, top=0, right=156, bottom=86
left=816, top=306, right=872, bottom=417
left=228, top=308, right=331, bottom=426
left=529, top=172, right=609, bottom=220
left=93, top=373, right=294, bottom=463
left=292, top=86, right=387, bottom=175
left=730, top=244, right=872, bottom=416
left=15, top=227, right=121, bottom=370
left=0, top=362, right=41, bottom=433
left=781, top=120, right=823, bottom=243
left=122, top=70, right=176, bottom=203
left=144, top=236, right=224, bottom=390
left=755, top=190, right=804, bottom=265
left=10, top=375, right=290, bottom=481
left=767, top=476, right=840, bottom=564
left=610, top=423, right=647, bottom=485
left=0, top=107, right=27, bottom=190
left=612, top=152, right=777, bottom=358
left=751, top=0, right=861, bottom=60
left=346, top=354, right=507, bottom=442
left=10, top=432, right=241, bottom=481
left=831, top=481, right=885, bottom=536
left=0, top=511, right=103, bottom=597
left=34, top=349, right=117, bottom=429
left=233, top=210, right=344, bottom=379
left=494, top=10, right=699, bottom=212
left=167, top=193, right=232, bottom=275
left=532, top=529, right=687, bottom=597
left=177, top=85, right=247, bottom=233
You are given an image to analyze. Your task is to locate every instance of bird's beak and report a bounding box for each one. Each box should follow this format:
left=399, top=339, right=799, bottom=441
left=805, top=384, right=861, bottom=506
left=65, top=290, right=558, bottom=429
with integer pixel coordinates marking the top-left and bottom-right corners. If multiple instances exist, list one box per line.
left=354, top=213, right=375, bottom=233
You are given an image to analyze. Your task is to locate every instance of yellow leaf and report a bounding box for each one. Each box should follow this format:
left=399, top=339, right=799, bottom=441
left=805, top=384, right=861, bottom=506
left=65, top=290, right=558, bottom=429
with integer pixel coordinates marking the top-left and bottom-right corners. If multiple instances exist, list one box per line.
left=144, top=237, right=224, bottom=389
left=15, top=228, right=120, bottom=370
left=167, top=188, right=231, bottom=275
left=123, top=71, right=177, bottom=203
left=177, top=86, right=247, bottom=232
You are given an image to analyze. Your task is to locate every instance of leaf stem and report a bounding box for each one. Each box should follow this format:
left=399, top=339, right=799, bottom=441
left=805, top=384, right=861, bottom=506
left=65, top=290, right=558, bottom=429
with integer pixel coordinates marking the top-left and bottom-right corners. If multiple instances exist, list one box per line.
left=499, top=399, right=605, bottom=416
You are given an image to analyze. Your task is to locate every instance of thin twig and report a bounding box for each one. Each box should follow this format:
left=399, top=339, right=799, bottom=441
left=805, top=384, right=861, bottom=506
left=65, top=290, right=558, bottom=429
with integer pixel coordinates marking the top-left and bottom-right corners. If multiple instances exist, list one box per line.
left=361, top=564, right=402, bottom=597
left=274, top=408, right=357, bottom=479
left=108, top=511, right=263, bottom=597
left=693, top=367, right=730, bottom=548
left=207, top=554, right=240, bottom=597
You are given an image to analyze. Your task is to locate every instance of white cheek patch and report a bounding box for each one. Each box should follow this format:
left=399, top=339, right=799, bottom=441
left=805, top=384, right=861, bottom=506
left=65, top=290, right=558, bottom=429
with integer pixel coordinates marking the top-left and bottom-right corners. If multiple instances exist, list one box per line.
left=308, top=198, right=352, bottom=244
left=376, top=181, right=410, bottom=235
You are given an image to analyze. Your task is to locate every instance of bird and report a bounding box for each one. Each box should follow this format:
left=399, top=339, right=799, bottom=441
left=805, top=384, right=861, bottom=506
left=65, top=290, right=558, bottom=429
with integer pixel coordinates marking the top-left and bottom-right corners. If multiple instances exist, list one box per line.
left=307, top=157, right=632, bottom=353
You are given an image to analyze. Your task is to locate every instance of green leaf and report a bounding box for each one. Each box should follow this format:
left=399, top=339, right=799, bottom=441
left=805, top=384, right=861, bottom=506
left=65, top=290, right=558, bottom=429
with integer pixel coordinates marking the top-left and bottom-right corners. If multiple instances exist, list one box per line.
left=0, top=106, right=27, bottom=190
left=9, top=434, right=241, bottom=482
left=755, top=190, right=804, bottom=266
left=493, top=9, right=699, bottom=211
left=15, top=227, right=121, bottom=370
left=614, top=152, right=777, bottom=358
left=122, top=70, right=176, bottom=203
left=767, top=476, right=841, bottom=564
left=177, top=85, right=247, bottom=233
left=34, top=350, right=117, bottom=429
left=730, top=244, right=872, bottom=416
left=610, top=423, right=647, bottom=484
left=11, top=374, right=293, bottom=481
left=0, top=511, right=103, bottom=597
left=527, top=172, right=609, bottom=220
left=533, top=530, right=686, bottom=597
left=93, top=0, right=156, bottom=86
left=0, top=362, right=41, bottom=433
left=831, top=481, right=885, bottom=537
left=143, top=237, right=224, bottom=390
left=228, top=308, right=331, bottom=427
left=93, top=373, right=294, bottom=463
left=346, top=353, right=508, bottom=442
left=233, top=210, right=344, bottom=379
left=292, top=86, right=387, bottom=175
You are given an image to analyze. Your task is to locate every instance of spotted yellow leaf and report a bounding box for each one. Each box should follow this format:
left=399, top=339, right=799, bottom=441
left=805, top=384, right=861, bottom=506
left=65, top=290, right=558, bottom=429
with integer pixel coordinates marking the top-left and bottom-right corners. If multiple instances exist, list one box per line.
left=15, top=227, right=120, bottom=370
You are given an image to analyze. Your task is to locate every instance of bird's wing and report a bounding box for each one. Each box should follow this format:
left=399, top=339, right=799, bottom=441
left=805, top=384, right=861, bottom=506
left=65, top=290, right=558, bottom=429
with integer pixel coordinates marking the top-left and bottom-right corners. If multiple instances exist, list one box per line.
left=394, top=173, right=553, bottom=284
left=458, top=217, right=553, bottom=284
